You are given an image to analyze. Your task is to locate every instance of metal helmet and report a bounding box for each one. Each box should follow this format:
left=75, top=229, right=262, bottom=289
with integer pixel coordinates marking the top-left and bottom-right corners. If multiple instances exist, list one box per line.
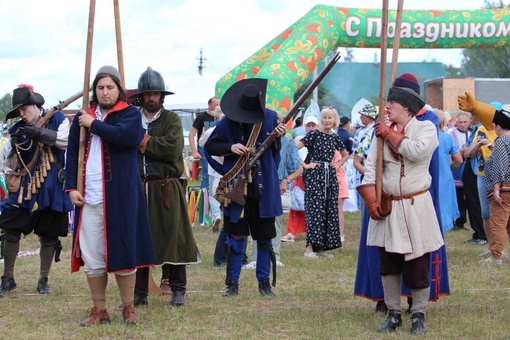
left=129, top=67, right=174, bottom=99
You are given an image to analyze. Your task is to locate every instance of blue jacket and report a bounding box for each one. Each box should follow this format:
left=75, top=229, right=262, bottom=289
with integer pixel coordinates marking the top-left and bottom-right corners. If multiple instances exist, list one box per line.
left=204, top=108, right=283, bottom=222
left=65, top=101, right=154, bottom=273
left=1, top=111, right=73, bottom=214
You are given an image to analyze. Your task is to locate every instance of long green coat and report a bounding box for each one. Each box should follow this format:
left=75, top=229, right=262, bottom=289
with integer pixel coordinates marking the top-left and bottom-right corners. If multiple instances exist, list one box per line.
left=138, top=108, right=200, bottom=265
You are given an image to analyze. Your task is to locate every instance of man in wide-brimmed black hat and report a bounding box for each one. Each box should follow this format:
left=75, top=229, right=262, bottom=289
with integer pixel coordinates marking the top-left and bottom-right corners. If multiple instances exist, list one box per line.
left=204, top=78, right=286, bottom=297
left=0, top=84, right=73, bottom=298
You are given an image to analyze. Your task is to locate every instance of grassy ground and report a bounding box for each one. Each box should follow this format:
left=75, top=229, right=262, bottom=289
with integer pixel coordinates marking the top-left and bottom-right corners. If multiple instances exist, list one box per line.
left=1, top=210, right=509, bottom=339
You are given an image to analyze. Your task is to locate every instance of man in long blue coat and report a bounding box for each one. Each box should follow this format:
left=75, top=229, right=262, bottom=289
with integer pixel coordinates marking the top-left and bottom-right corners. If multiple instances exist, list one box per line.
left=65, top=65, right=155, bottom=326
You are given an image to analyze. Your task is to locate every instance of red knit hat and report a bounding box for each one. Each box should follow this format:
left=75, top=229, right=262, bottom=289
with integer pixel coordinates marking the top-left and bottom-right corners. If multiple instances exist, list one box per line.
left=393, top=73, right=420, bottom=95
left=387, top=73, right=425, bottom=114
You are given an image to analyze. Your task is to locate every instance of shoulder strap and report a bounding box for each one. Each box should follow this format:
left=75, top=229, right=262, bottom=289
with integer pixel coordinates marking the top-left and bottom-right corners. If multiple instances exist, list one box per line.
left=36, top=108, right=57, bottom=128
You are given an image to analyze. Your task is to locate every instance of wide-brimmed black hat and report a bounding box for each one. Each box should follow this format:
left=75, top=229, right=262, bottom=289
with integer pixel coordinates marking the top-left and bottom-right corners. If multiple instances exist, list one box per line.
left=220, top=78, right=267, bottom=124
left=6, top=86, right=45, bottom=120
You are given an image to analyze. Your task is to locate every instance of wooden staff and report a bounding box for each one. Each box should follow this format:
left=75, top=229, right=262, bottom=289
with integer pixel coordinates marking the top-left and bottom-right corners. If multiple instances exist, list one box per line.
left=112, top=0, right=158, bottom=295
left=113, top=0, right=125, bottom=87
left=376, top=0, right=389, bottom=202
left=389, top=0, right=404, bottom=85
left=78, top=0, right=96, bottom=195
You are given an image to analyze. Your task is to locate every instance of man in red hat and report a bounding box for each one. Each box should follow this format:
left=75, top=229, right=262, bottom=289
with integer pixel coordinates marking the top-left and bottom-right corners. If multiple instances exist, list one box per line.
left=358, top=73, right=444, bottom=335
left=0, top=84, right=73, bottom=298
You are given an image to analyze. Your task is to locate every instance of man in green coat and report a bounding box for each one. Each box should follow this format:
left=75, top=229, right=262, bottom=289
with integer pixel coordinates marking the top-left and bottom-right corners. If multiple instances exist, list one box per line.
left=131, top=67, right=200, bottom=307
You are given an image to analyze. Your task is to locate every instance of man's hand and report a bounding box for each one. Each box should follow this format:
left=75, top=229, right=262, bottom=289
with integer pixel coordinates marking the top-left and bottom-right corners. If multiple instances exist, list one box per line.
left=69, top=190, right=85, bottom=207
left=24, top=123, right=57, bottom=146
left=24, top=123, right=42, bottom=140
left=275, top=123, right=286, bottom=137
left=10, top=133, right=20, bottom=148
left=231, top=143, right=249, bottom=155
left=457, top=92, right=477, bottom=113
left=78, top=110, right=94, bottom=128
left=191, top=150, right=202, bottom=159
left=375, top=122, right=391, bottom=138
left=357, top=184, right=385, bottom=220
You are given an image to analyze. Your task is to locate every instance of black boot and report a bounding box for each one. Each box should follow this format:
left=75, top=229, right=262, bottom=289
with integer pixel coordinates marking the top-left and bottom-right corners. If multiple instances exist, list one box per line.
left=0, top=276, right=16, bottom=297
left=170, top=290, right=185, bottom=306
left=222, top=281, right=238, bottom=297
left=377, top=309, right=402, bottom=333
left=375, top=300, right=388, bottom=313
left=133, top=294, right=148, bottom=307
left=258, top=280, right=274, bottom=297
left=405, top=296, right=413, bottom=314
left=37, top=277, right=51, bottom=294
left=411, top=312, right=426, bottom=334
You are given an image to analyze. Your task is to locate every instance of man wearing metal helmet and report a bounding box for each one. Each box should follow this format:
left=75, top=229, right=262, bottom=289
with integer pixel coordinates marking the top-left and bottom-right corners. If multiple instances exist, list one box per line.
left=130, top=67, right=200, bottom=307
left=65, top=65, right=155, bottom=326
left=204, top=78, right=286, bottom=297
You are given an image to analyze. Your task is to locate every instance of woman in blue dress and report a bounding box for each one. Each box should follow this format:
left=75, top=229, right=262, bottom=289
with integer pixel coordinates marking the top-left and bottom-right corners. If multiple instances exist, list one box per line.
left=296, top=107, right=349, bottom=258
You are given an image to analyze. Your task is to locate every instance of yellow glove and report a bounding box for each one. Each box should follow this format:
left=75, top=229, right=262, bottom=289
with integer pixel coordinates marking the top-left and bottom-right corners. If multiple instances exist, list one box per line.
left=457, top=92, right=495, bottom=129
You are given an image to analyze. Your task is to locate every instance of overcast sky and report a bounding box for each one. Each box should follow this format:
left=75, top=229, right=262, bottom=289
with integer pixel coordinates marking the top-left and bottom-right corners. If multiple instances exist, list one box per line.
left=0, top=0, right=489, bottom=109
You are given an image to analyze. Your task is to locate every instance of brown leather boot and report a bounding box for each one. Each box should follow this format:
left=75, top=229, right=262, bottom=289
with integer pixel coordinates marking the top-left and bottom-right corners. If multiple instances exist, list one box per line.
left=122, top=304, right=139, bottom=325
left=80, top=307, right=110, bottom=327
left=160, top=279, right=172, bottom=295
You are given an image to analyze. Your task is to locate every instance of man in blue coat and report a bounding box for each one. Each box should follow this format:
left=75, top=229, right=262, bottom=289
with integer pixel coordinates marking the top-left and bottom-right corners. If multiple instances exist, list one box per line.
left=65, top=65, right=154, bottom=326
left=205, top=78, right=286, bottom=297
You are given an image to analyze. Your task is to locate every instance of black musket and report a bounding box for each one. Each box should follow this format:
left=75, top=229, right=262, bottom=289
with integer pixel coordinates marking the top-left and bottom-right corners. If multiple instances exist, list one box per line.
left=223, top=52, right=341, bottom=206
left=38, top=87, right=91, bottom=126
left=246, top=52, right=340, bottom=170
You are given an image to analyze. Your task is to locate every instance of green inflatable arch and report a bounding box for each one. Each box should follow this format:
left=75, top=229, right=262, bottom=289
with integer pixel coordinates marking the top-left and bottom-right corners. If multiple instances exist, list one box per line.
left=215, top=5, right=510, bottom=113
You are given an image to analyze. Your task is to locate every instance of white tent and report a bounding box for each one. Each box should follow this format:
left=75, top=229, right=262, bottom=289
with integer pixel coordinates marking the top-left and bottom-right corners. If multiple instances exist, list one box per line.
left=166, top=74, right=215, bottom=108
left=350, top=98, right=373, bottom=127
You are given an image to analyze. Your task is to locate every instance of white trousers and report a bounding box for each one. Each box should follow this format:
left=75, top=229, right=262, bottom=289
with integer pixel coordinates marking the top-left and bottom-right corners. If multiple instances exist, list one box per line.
left=79, top=203, right=106, bottom=276
left=209, top=175, right=221, bottom=220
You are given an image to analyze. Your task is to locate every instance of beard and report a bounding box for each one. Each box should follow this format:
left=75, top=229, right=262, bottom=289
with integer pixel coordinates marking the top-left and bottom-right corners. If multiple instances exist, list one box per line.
left=99, top=102, right=115, bottom=111
left=143, top=100, right=162, bottom=114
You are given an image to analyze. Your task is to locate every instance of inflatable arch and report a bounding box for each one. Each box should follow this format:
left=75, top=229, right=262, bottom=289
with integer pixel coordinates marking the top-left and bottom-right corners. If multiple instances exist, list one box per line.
left=215, top=6, right=510, bottom=113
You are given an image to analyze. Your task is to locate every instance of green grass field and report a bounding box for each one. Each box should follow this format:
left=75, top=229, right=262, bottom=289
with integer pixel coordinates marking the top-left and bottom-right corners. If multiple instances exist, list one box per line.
left=1, top=210, right=509, bottom=339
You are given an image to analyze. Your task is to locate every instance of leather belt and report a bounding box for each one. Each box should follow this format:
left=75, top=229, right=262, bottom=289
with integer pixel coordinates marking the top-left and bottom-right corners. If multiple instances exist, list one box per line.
left=142, top=177, right=181, bottom=209
left=391, top=189, right=428, bottom=205
left=142, top=177, right=180, bottom=184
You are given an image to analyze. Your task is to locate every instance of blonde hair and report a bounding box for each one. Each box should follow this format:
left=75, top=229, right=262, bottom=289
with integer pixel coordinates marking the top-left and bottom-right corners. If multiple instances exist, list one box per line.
left=320, top=107, right=340, bottom=128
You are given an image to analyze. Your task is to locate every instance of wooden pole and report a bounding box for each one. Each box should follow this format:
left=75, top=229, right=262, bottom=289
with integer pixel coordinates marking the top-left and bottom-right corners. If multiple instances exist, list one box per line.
left=78, top=0, right=96, bottom=195
left=112, top=0, right=159, bottom=294
left=376, top=0, right=389, bottom=202
left=389, top=0, right=404, bottom=85
left=113, top=0, right=125, bottom=87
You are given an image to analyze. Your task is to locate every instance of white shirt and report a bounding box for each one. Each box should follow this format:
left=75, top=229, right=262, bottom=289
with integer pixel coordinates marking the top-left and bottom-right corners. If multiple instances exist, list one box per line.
left=84, top=107, right=105, bottom=205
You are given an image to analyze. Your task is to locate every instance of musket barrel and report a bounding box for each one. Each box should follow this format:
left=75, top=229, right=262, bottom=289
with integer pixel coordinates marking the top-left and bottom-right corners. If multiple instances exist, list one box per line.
left=247, top=52, right=341, bottom=169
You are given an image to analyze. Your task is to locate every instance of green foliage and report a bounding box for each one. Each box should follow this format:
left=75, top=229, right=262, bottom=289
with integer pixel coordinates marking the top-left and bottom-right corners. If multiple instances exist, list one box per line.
left=0, top=93, right=12, bottom=121
left=455, top=1, right=510, bottom=78
left=444, top=64, right=465, bottom=78
left=460, top=47, right=510, bottom=78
